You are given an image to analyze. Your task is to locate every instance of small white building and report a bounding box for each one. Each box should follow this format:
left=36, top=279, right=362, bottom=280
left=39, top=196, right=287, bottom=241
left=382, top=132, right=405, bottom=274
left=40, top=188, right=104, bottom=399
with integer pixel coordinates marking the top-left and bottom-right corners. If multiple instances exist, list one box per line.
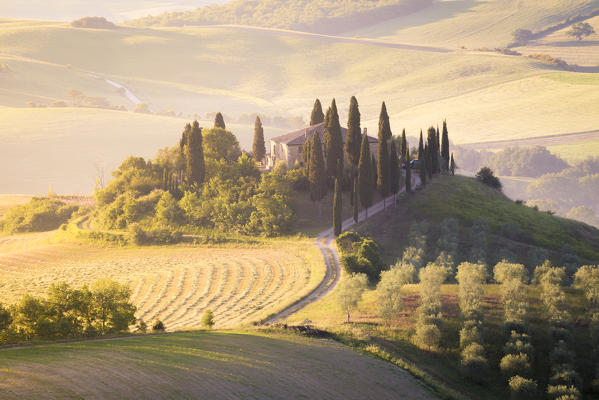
left=266, top=122, right=378, bottom=169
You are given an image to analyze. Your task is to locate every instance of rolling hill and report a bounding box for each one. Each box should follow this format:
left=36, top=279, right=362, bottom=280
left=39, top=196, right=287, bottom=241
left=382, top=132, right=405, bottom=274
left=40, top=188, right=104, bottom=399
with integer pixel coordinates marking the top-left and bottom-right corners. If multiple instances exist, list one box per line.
left=0, top=331, right=436, bottom=399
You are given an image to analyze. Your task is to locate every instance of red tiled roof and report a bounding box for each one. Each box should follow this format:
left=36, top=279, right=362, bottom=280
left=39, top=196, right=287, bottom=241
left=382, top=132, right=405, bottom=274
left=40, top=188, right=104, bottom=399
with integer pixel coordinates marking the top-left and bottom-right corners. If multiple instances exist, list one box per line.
left=270, top=122, right=378, bottom=146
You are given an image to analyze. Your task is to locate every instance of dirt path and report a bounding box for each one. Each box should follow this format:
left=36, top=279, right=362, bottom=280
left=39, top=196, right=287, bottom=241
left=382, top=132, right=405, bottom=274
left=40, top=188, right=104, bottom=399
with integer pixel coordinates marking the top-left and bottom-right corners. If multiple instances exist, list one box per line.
left=265, top=175, right=419, bottom=324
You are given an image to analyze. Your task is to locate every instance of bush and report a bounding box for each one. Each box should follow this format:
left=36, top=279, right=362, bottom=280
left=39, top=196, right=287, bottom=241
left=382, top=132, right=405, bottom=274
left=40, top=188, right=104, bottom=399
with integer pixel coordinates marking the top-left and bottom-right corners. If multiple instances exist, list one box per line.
left=71, top=16, right=116, bottom=29
left=500, top=353, right=532, bottom=378
left=475, top=167, right=502, bottom=190
left=2, top=197, right=79, bottom=233
left=508, top=375, right=538, bottom=400
left=202, top=309, right=215, bottom=328
left=546, top=384, right=581, bottom=400
left=415, top=324, right=441, bottom=350
left=460, top=343, right=489, bottom=382
left=459, top=321, right=482, bottom=349
left=152, top=320, right=165, bottom=331
left=338, top=233, right=384, bottom=281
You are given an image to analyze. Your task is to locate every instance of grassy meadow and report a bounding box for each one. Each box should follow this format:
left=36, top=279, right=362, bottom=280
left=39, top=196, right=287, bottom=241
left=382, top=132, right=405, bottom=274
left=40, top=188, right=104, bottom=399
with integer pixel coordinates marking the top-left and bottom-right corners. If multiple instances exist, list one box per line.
left=0, top=331, right=435, bottom=400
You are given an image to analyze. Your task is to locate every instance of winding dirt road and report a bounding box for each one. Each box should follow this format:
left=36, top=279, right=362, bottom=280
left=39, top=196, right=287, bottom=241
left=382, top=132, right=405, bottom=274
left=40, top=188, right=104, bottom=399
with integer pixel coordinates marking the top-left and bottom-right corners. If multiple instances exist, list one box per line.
left=264, top=175, right=418, bottom=324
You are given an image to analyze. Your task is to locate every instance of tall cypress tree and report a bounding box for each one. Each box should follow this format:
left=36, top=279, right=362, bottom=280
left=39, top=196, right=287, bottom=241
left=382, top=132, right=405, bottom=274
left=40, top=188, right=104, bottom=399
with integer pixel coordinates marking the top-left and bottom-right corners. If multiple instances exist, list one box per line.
left=427, top=127, right=439, bottom=174
left=420, top=144, right=427, bottom=186
left=185, top=120, right=205, bottom=186
left=389, top=141, right=400, bottom=206
left=378, top=102, right=392, bottom=142
left=309, top=132, right=327, bottom=214
left=180, top=123, right=191, bottom=154
left=310, top=99, right=325, bottom=125
left=333, top=177, right=342, bottom=236
left=400, top=129, right=408, bottom=163
left=325, top=99, right=343, bottom=178
left=252, top=116, right=265, bottom=162
left=436, top=125, right=441, bottom=173
left=405, top=147, right=412, bottom=193
left=418, top=130, right=425, bottom=160
left=441, top=120, right=450, bottom=172
left=377, top=106, right=391, bottom=208
left=346, top=96, right=362, bottom=170
left=214, top=112, right=226, bottom=129
left=450, top=153, right=456, bottom=176
left=358, top=133, right=374, bottom=219
left=353, top=177, right=359, bottom=223
left=425, top=144, right=433, bottom=180
left=371, top=154, right=377, bottom=191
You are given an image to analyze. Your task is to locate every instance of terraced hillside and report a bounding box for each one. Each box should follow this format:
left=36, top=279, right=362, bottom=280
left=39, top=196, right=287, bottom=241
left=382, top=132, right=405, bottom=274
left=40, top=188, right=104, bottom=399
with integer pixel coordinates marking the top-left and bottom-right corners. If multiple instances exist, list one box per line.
left=0, top=331, right=435, bottom=400
left=0, top=240, right=323, bottom=329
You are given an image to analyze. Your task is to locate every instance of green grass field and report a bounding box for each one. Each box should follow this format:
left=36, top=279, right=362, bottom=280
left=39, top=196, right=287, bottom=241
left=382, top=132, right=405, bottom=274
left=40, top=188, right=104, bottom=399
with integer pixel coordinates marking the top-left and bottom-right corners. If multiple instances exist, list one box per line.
left=0, top=331, right=435, bottom=400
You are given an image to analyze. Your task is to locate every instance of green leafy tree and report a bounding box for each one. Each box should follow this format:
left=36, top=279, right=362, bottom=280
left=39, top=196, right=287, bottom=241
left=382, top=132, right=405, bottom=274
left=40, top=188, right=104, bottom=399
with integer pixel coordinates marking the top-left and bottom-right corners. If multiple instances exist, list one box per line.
left=441, top=120, right=450, bottom=171
left=358, top=133, right=374, bottom=218
left=325, top=99, right=343, bottom=178
left=513, top=29, right=533, bottom=45
left=336, top=273, right=368, bottom=323
left=309, top=132, right=327, bottom=213
left=91, top=279, right=136, bottom=335
left=310, top=98, right=324, bottom=125
left=346, top=96, right=362, bottom=171
left=456, top=262, right=486, bottom=321
left=185, top=121, right=205, bottom=186
left=252, top=116, right=265, bottom=162
left=0, top=303, right=11, bottom=332
left=333, top=177, right=342, bottom=236
left=202, top=309, right=215, bottom=328
left=203, top=127, right=242, bottom=162
left=568, top=22, right=595, bottom=40
left=376, top=262, right=414, bottom=324
left=214, top=112, right=226, bottom=129
left=155, top=191, right=184, bottom=226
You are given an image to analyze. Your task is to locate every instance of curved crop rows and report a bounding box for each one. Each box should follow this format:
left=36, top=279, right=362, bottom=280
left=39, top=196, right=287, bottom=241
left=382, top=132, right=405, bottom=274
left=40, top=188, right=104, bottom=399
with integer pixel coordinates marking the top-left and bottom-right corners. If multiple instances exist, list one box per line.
left=0, top=244, right=316, bottom=329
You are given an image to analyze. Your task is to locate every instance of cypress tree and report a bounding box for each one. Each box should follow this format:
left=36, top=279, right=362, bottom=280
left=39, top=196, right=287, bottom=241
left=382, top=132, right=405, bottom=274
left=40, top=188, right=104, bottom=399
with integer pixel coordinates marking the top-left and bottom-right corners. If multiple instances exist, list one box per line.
left=420, top=145, right=427, bottom=186
left=450, top=153, right=456, bottom=176
left=325, top=99, right=343, bottom=178
left=162, top=168, right=168, bottom=191
left=353, top=177, right=359, bottom=223
left=436, top=126, right=441, bottom=173
left=371, top=154, right=377, bottom=192
left=252, top=116, right=266, bottom=162
left=214, top=112, right=226, bottom=129
left=389, top=141, right=400, bottom=206
left=405, top=147, right=412, bottom=193
left=400, top=129, right=408, bottom=163
left=309, top=132, right=327, bottom=215
left=427, top=127, right=439, bottom=174
left=180, top=123, right=191, bottom=154
left=185, top=121, right=205, bottom=186
left=377, top=107, right=391, bottom=208
left=346, top=96, right=362, bottom=170
left=378, top=102, right=392, bottom=142
left=441, top=120, right=450, bottom=172
left=333, top=177, right=342, bottom=236
left=310, top=99, right=325, bottom=125
left=303, top=137, right=311, bottom=168
left=358, top=133, right=374, bottom=219
left=425, top=144, right=433, bottom=180
left=418, top=130, right=425, bottom=160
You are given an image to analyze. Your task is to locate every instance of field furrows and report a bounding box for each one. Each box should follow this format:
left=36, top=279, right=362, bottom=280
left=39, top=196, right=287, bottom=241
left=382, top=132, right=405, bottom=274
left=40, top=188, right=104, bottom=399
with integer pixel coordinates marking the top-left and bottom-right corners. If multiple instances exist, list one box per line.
left=0, top=245, right=316, bottom=329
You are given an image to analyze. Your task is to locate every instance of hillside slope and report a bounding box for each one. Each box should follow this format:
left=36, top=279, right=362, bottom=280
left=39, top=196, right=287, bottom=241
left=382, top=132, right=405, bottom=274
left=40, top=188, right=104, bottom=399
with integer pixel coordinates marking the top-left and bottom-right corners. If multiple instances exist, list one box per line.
left=359, top=175, right=599, bottom=265
left=0, top=331, right=435, bottom=400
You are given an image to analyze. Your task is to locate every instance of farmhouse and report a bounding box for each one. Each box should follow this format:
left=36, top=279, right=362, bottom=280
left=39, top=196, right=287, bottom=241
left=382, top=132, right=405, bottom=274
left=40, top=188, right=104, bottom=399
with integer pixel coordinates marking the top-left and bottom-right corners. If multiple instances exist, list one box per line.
left=266, top=122, right=378, bottom=169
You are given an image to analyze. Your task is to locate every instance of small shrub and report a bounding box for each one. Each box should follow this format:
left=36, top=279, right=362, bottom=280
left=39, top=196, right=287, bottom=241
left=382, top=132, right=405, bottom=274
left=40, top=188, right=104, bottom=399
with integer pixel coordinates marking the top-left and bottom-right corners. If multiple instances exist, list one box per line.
left=461, top=342, right=489, bottom=382
left=459, top=321, right=482, bottom=349
left=475, top=167, right=502, bottom=190
left=135, top=320, right=147, bottom=334
left=508, top=375, right=538, bottom=400
left=152, top=320, right=165, bottom=332
left=415, top=324, right=441, bottom=350
left=202, top=309, right=215, bottom=328
left=500, top=353, right=532, bottom=378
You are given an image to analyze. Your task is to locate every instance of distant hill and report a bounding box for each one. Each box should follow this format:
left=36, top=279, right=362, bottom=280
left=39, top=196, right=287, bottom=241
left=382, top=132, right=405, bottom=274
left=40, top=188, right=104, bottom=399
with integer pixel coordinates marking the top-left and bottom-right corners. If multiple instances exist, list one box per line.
left=128, top=0, right=432, bottom=34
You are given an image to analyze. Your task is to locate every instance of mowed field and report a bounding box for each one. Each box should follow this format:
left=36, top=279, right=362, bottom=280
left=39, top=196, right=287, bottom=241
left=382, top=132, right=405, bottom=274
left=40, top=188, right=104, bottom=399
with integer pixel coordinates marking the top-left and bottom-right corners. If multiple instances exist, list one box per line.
left=0, top=331, right=435, bottom=400
left=0, top=237, right=324, bottom=329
